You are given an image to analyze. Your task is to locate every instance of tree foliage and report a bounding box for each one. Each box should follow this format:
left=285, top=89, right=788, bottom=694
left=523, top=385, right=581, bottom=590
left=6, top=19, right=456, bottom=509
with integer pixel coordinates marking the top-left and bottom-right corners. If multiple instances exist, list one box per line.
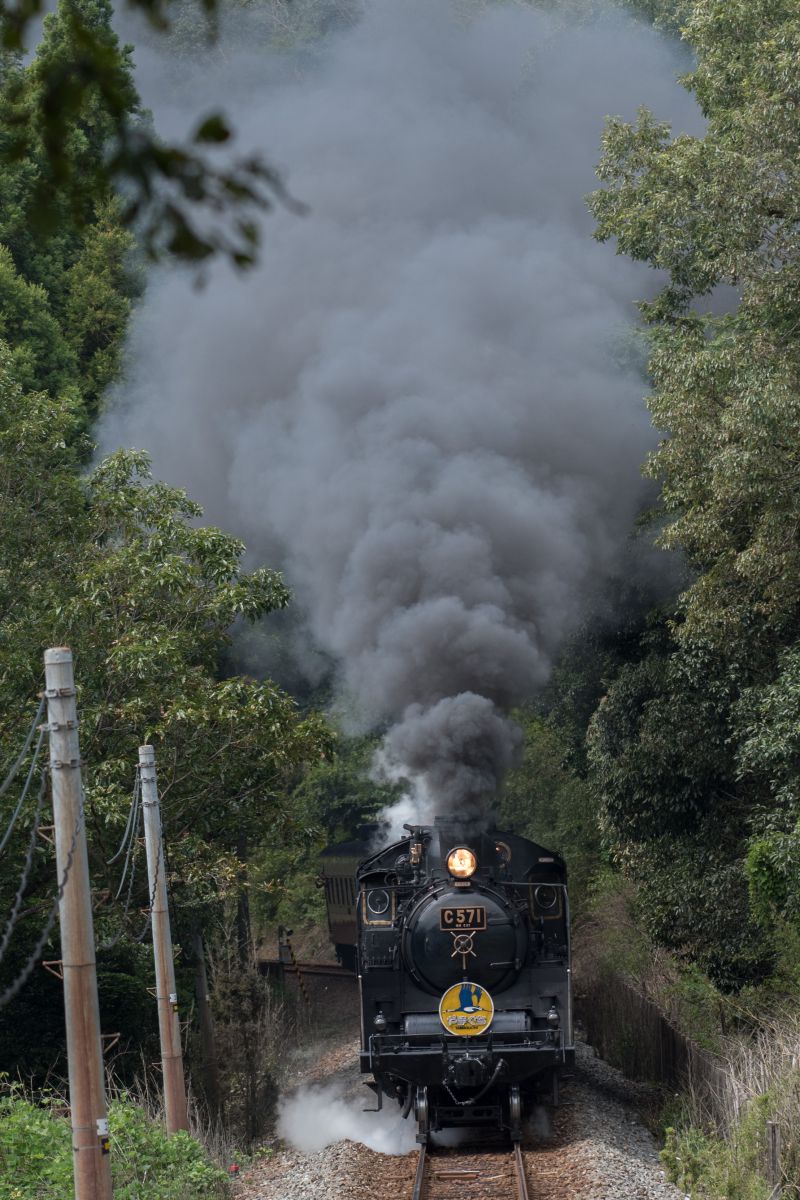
left=254, top=735, right=400, bottom=929
left=0, top=0, right=139, bottom=417
left=499, top=711, right=601, bottom=916
left=0, top=348, right=331, bottom=1071
left=0, top=0, right=303, bottom=269
left=0, top=358, right=332, bottom=894
left=590, top=0, right=800, bottom=643
left=582, top=0, right=800, bottom=981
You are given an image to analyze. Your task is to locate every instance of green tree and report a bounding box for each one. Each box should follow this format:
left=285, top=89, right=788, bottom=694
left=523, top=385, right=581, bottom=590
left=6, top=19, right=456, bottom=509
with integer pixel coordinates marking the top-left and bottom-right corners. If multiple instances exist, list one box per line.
left=1, top=0, right=296, bottom=268
left=61, top=201, right=136, bottom=407
left=590, top=0, right=800, bottom=644
left=0, top=0, right=139, bottom=416
left=499, top=711, right=601, bottom=916
left=585, top=637, right=773, bottom=986
left=0, top=347, right=332, bottom=1073
left=584, top=0, right=800, bottom=984
left=253, top=735, right=399, bottom=930
left=0, top=0, right=138, bottom=282
left=0, top=245, right=77, bottom=394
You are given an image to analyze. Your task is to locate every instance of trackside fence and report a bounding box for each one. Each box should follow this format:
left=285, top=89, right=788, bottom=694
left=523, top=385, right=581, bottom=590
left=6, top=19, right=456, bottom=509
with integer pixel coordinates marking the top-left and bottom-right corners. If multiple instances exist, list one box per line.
left=577, top=973, right=793, bottom=1194
left=579, top=973, right=732, bottom=1128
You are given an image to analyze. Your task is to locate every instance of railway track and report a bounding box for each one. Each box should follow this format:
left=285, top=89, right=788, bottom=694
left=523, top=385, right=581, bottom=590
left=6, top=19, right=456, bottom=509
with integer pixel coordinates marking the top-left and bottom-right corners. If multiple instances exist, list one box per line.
left=411, top=1140, right=530, bottom=1200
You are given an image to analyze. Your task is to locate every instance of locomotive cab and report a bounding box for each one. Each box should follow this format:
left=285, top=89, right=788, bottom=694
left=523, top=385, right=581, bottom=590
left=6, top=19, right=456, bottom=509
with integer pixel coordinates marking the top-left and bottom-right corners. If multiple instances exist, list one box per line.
left=357, top=817, right=573, bottom=1140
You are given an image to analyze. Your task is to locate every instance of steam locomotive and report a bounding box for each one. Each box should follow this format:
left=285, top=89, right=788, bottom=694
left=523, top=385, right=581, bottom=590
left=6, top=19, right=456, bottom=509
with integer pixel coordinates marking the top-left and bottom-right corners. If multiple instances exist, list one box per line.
left=320, top=818, right=573, bottom=1141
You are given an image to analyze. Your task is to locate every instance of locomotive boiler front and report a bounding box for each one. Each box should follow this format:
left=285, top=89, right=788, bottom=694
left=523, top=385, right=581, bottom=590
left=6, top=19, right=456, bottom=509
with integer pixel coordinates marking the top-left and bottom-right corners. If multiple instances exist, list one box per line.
left=401, top=883, right=526, bottom=995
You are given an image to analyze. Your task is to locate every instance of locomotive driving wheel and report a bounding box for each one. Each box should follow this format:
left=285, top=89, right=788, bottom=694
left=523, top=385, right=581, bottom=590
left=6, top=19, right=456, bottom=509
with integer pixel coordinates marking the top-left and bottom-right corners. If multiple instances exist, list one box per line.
left=414, top=1086, right=429, bottom=1144
left=509, top=1084, right=523, bottom=1141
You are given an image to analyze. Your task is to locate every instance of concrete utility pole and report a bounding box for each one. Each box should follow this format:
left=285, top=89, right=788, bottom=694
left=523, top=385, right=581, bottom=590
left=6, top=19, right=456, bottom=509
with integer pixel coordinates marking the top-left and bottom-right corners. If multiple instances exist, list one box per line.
left=139, top=744, right=188, bottom=1134
left=44, top=647, right=113, bottom=1200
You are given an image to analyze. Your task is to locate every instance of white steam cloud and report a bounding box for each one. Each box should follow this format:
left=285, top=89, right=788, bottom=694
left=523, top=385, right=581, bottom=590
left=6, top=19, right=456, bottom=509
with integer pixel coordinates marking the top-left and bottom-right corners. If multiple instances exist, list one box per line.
left=278, top=1081, right=416, bottom=1154
left=103, top=0, right=699, bottom=815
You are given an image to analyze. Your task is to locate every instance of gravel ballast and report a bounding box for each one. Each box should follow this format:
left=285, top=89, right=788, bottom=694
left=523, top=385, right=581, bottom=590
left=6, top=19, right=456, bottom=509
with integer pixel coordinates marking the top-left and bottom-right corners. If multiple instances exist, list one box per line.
left=238, top=1039, right=687, bottom=1200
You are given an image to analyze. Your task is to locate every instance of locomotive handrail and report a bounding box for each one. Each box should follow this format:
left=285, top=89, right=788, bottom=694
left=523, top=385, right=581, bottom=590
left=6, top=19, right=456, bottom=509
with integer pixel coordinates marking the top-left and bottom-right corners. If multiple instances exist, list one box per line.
left=358, top=877, right=569, bottom=891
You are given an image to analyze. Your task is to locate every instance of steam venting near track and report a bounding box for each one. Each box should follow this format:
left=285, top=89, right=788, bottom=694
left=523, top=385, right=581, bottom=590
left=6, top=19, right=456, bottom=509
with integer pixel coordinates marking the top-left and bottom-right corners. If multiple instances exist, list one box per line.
left=103, top=0, right=699, bottom=828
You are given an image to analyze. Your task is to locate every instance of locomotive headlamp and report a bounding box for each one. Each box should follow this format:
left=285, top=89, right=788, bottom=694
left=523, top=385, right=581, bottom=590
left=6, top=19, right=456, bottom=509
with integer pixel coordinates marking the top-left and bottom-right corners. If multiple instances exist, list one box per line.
left=535, top=885, right=558, bottom=911
left=447, top=847, right=477, bottom=879
left=367, top=888, right=390, bottom=916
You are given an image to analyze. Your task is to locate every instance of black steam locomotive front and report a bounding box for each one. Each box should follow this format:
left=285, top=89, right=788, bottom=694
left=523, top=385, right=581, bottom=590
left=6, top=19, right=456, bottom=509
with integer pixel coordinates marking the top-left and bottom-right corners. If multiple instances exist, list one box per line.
left=357, top=818, right=573, bottom=1140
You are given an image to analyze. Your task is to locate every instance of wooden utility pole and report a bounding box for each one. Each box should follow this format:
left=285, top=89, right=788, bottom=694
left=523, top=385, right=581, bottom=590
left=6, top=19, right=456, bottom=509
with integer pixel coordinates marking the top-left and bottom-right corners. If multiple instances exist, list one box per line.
left=44, top=647, right=113, bottom=1200
left=139, top=744, right=188, bottom=1134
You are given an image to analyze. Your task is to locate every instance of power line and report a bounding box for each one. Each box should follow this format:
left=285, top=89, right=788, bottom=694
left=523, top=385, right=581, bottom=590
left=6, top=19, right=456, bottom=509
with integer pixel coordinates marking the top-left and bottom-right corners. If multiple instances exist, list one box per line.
left=112, top=779, right=141, bottom=904
left=0, top=695, right=45, bottom=799
left=0, top=767, right=48, bottom=966
left=107, top=770, right=140, bottom=866
left=98, top=792, right=144, bottom=953
left=97, top=826, right=161, bottom=953
left=161, top=820, right=181, bottom=950
left=125, top=828, right=163, bottom=946
left=0, top=797, right=81, bottom=1010
left=0, top=706, right=45, bottom=856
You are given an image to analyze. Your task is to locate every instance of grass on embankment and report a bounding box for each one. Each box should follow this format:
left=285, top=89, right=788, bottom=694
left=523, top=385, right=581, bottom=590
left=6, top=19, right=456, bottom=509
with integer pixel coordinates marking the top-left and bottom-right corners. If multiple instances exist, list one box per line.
left=659, top=1010, right=800, bottom=1200
left=576, top=873, right=800, bottom=1198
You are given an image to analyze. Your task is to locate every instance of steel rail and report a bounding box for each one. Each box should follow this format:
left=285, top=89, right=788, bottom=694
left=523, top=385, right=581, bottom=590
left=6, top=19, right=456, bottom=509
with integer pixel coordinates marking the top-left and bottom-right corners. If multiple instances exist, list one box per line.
left=411, top=1142, right=427, bottom=1200
left=513, top=1141, right=530, bottom=1200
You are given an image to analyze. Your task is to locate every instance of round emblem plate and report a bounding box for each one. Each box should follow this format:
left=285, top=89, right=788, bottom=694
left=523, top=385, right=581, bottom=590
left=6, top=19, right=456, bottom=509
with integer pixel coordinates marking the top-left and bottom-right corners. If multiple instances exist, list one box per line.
left=438, top=981, right=494, bottom=1037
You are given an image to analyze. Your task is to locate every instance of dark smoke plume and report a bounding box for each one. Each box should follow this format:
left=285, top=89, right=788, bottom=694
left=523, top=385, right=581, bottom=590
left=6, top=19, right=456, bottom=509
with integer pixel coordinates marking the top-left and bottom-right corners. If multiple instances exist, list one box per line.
left=102, top=0, right=700, bottom=829
left=378, top=694, right=524, bottom=821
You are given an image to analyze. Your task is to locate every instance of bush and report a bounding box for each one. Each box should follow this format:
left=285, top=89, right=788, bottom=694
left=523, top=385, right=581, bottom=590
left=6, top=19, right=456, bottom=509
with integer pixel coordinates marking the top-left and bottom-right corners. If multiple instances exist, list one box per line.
left=206, top=940, right=298, bottom=1146
left=658, top=1010, right=800, bottom=1198
left=660, top=1118, right=772, bottom=1200
left=499, top=711, right=602, bottom=917
left=0, top=1090, right=229, bottom=1199
left=661, top=1099, right=776, bottom=1200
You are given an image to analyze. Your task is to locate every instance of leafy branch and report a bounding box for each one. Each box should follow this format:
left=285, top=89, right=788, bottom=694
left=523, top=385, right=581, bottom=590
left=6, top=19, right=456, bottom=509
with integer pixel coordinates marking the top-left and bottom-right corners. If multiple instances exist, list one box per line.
left=1, top=0, right=304, bottom=267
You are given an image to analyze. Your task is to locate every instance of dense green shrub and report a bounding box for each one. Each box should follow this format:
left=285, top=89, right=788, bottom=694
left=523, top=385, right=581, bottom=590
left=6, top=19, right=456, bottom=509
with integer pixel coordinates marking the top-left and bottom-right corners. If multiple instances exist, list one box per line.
left=0, top=1092, right=228, bottom=1199
left=499, top=711, right=602, bottom=917
left=661, top=1097, right=774, bottom=1200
